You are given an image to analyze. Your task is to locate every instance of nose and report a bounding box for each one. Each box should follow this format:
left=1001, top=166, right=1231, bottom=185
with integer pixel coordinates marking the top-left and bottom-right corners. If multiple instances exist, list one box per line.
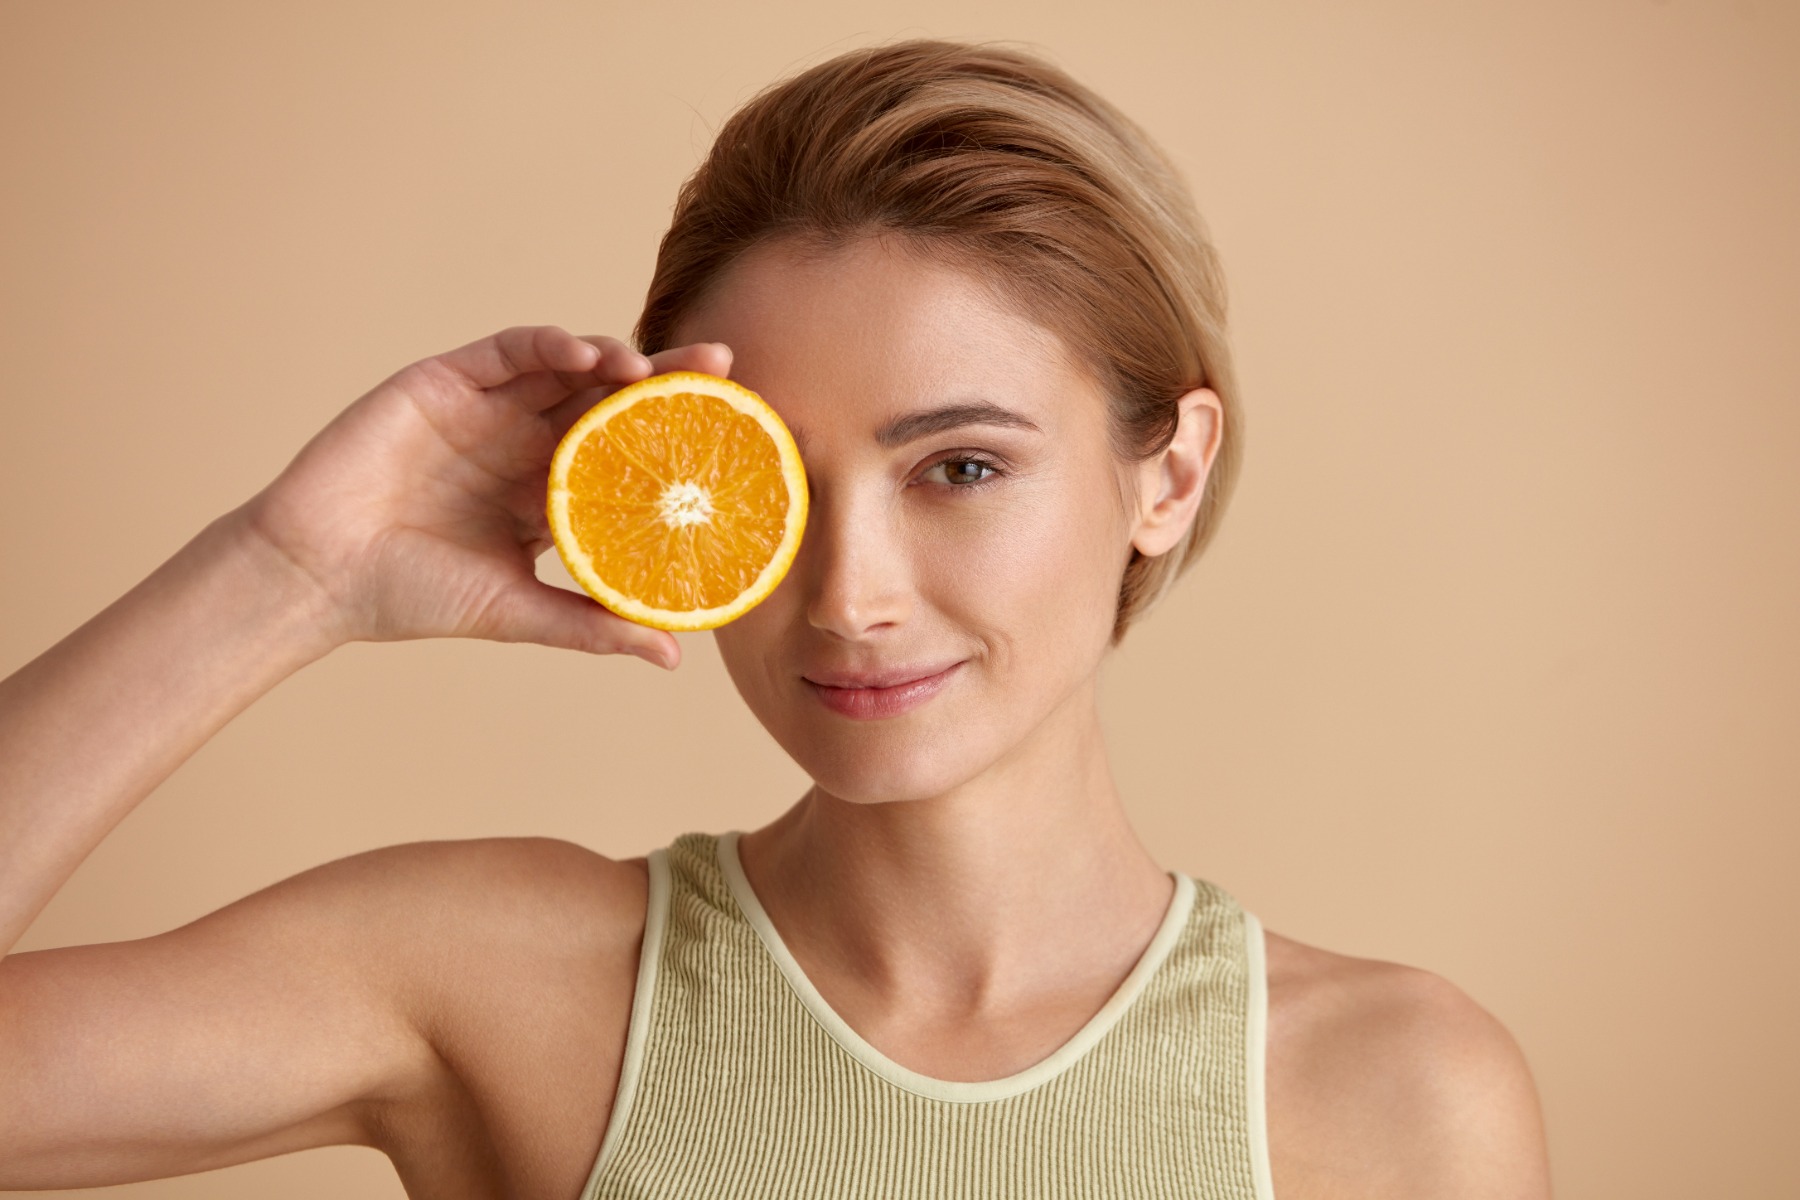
left=798, top=483, right=911, bottom=641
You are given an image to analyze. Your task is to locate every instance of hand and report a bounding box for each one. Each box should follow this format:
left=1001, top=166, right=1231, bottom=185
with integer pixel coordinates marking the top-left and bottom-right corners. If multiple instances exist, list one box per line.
left=233, top=325, right=733, bottom=668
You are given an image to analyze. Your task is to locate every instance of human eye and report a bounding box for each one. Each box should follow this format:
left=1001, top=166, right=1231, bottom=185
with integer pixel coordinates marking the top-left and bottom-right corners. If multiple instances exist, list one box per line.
left=917, top=453, right=1006, bottom=492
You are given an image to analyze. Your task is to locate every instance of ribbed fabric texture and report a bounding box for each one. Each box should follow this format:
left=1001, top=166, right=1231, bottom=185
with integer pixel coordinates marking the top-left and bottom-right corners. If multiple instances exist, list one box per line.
left=582, top=831, right=1262, bottom=1199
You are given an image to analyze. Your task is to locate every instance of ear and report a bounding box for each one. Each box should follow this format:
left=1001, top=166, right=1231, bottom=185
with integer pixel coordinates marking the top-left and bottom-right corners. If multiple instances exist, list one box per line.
left=1130, top=387, right=1223, bottom=558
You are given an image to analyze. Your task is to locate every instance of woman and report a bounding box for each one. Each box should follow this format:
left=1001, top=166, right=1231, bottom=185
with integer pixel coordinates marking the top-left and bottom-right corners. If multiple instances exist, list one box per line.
left=0, top=40, right=1551, bottom=1199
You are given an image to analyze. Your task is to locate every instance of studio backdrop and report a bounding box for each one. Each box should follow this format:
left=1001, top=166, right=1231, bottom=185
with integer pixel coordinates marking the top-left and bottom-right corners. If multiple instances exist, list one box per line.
left=2, top=2, right=1795, bottom=1197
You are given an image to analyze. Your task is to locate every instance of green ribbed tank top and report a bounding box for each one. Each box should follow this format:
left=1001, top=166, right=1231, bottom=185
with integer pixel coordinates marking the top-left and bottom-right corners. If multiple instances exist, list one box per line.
left=580, top=830, right=1274, bottom=1199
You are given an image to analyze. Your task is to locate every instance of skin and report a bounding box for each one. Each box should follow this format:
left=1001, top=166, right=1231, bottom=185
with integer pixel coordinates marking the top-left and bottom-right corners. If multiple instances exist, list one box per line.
left=0, top=238, right=1553, bottom=1198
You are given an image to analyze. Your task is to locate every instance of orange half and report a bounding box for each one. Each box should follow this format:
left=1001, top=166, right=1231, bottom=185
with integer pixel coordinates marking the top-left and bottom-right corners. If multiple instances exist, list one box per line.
left=546, top=371, right=808, bottom=631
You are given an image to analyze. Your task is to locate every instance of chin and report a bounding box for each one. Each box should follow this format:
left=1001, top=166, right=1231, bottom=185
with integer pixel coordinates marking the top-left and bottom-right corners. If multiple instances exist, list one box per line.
left=775, top=710, right=1004, bottom=806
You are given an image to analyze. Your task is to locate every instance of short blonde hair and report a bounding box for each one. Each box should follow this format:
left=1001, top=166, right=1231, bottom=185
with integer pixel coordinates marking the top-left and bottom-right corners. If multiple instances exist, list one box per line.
left=637, top=39, right=1244, bottom=642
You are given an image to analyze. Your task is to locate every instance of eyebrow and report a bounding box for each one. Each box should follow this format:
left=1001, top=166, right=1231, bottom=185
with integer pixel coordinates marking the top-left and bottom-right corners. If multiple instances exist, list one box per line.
left=873, top=401, right=1043, bottom=449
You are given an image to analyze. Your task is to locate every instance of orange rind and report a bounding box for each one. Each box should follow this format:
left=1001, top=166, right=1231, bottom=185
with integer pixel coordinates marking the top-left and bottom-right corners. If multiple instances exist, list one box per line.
left=546, top=371, right=808, bottom=631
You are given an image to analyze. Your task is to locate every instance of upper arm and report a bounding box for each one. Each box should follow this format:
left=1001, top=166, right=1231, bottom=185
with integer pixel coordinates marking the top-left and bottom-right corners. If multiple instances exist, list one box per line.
left=0, top=837, right=587, bottom=1190
left=1265, top=935, right=1553, bottom=1200
left=0, top=849, right=439, bottom=1187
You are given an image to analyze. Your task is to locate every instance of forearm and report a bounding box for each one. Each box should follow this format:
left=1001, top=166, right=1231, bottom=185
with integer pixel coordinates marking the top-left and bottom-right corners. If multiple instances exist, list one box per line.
left=0, top=507, right=345, bottom=955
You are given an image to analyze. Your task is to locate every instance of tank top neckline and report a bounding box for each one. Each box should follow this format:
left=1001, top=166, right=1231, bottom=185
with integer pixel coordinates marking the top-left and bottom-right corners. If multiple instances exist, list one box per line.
left=713, top=828, right=1199, bottom=1104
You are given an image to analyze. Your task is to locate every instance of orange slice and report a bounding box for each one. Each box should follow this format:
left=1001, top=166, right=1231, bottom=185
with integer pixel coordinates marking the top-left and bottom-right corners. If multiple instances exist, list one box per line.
left=546, top=371, right=808, bottom=631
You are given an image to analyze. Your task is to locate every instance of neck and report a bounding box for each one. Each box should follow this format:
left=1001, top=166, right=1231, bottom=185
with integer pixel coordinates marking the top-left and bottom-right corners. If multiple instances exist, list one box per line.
left=736, top=673, right=1174, bottom=1014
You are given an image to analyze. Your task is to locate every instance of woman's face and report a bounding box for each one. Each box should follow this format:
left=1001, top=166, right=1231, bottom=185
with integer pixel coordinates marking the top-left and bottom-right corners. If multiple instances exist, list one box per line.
left=673, top=235, right=1148, bottom=805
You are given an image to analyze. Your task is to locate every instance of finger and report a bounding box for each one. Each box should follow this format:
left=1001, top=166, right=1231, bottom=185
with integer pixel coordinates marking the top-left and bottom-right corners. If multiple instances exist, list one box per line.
left=539, top=341, right=734, bottom=441
left=542, top=387, right=613, bottom=443
left=486, top=336, right=654, bottom=414
left=646, top=341, right=733, bottom=378
left=433, top=325, right=605, bottom=394
left=483, top=580, right=681, bottom=667
left=576, top=335, right=656, bottom=377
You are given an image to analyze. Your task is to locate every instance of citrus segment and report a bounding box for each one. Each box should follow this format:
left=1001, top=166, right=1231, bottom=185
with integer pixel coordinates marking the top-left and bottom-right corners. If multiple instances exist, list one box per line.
left=547, top=371, right=808, bottom=631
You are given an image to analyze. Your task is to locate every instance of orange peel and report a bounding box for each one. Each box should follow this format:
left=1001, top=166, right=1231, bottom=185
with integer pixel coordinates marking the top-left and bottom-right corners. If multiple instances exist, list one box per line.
left=547, top=371, right=808, bottom=631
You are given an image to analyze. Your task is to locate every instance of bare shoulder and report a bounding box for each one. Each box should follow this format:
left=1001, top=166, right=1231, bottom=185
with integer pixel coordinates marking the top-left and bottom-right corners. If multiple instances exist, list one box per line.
left=199, top=835, right=648, bottom=971
left=1261, top=928, right=1552, bottom=1200
left=278, top=837, right=654, bottom=1191
left=0, top=837, right=650, bottom=1191
left=283, top=835, right=650, bottom=1020
left=298, top=835, right=649, bottom=947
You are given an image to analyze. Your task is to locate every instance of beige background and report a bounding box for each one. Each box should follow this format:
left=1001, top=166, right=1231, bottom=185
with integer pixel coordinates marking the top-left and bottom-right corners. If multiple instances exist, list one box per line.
left=2, top=1, right=1795, bottom=1196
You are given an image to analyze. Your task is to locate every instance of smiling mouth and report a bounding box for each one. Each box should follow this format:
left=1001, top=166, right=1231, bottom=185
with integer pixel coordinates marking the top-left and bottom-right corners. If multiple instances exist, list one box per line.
left=802, top=662, right=964, bottom=720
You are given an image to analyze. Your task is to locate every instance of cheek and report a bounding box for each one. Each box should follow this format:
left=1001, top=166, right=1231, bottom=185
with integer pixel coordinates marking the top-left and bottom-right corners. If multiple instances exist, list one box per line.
left=711, top=582, right=794, bottom=701
left=912, top=470, right=1128, bottom=645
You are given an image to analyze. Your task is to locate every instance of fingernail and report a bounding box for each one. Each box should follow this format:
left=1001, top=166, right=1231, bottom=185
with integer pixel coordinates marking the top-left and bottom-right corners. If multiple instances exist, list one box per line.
left=632, top=645, right=673, bottom=670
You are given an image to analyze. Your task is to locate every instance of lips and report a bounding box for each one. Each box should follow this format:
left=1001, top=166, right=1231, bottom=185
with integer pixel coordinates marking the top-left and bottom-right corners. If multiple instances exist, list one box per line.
left=802, top=662, right=962, bottom=690
left=802, top=660, right=964, bottom=720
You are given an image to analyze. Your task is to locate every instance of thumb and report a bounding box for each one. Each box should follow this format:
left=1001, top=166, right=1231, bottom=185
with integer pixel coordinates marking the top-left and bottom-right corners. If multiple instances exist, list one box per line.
left=482, top=581, right=680, bottom=668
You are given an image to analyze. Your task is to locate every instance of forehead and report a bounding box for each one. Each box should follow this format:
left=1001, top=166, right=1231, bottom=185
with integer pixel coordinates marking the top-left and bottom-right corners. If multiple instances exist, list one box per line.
left=669, top=235, right=1101, bottom=445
